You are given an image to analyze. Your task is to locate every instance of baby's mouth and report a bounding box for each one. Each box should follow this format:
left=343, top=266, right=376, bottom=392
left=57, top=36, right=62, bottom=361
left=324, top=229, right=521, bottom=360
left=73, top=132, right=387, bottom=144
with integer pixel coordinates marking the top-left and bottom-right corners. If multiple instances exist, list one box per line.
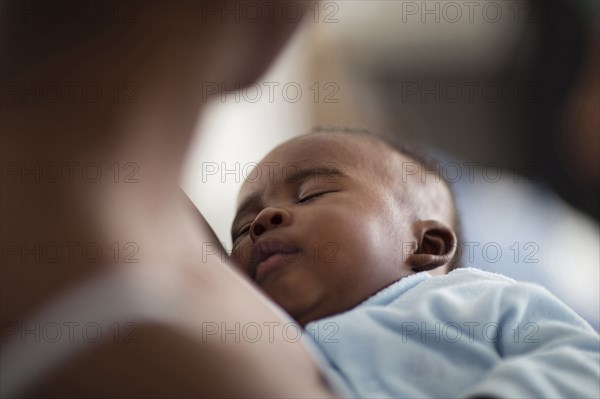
left=250, top=240, right=301, bottom=281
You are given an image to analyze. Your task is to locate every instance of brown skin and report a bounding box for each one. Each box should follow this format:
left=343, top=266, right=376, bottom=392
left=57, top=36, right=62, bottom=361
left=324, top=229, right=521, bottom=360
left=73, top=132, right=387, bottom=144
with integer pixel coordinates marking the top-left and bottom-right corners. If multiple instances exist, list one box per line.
left=3, top=2, right=334, bottom=397
left=231, top=133, right=457, bottom=326
left=2, top=0, right=306, bottom=325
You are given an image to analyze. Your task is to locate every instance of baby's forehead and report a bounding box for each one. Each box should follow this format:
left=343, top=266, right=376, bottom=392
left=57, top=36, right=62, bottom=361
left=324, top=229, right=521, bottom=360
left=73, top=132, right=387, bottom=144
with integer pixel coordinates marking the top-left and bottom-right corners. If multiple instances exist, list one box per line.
left=270, top=133, right=411, bottom=174
left=271, top=132, right=385, bottom=160
left=237, top=133, right=408, bottom=198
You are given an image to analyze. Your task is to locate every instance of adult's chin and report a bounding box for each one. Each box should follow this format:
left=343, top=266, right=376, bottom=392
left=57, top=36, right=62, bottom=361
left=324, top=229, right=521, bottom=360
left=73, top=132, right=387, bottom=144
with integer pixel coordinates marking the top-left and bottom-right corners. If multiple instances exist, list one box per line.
left=223, top=13, right=307, bottom=88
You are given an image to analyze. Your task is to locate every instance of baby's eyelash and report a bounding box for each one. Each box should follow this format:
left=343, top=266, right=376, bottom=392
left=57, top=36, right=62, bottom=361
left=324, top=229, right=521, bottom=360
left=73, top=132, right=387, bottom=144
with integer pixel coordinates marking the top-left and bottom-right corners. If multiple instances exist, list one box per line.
left=296, top=191, right=335, bottom=204
left=234, top=191, right=339, bottom=241
left=234, top=225, right=251, bottom=242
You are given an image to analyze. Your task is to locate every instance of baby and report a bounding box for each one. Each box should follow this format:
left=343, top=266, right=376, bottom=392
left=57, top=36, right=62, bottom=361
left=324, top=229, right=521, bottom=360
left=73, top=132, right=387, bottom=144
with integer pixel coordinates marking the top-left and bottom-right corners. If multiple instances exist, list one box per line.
left=230, top=128, right=599, bottom=398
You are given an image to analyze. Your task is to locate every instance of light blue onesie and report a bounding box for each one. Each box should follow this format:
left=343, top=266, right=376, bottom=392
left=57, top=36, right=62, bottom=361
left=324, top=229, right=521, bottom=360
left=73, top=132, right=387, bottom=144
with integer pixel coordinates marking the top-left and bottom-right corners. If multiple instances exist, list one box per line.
left=303, top=268, right=600, bottom=398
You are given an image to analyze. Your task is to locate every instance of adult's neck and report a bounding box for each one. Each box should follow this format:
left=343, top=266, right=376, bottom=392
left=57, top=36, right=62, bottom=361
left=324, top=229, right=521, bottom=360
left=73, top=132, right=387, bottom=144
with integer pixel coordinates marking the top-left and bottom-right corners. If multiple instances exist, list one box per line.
left=1, top=17, right=216, bottom=323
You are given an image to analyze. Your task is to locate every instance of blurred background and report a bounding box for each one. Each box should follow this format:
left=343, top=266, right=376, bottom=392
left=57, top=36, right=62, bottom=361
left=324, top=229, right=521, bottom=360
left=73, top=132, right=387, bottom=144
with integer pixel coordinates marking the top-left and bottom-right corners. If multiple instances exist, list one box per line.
left=182, top=1, right=599, bottom=330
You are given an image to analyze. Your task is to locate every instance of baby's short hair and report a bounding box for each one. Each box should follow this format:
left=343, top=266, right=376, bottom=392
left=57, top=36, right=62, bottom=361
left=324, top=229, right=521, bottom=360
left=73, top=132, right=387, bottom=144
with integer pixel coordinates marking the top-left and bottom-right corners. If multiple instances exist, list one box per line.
left=309, top=125, right=463, bottom=271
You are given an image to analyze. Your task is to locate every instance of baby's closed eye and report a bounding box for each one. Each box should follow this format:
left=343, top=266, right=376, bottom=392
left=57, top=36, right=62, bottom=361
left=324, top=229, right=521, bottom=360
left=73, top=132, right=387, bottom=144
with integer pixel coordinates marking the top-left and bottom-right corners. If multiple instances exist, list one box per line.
left=296, top=190, right=339, bottom=204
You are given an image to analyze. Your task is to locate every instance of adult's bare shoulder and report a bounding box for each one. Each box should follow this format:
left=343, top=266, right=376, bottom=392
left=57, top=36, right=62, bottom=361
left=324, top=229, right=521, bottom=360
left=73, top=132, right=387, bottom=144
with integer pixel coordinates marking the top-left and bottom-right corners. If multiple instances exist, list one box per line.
left=25, top=323, right=213, bottom=398
left=23, top=264, right=333, bottom=398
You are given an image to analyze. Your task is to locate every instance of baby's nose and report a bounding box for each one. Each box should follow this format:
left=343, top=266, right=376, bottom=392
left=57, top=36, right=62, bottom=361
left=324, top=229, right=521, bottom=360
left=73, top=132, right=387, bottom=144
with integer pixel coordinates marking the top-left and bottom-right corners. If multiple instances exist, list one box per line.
left=250, top=208, right=291, bottom=240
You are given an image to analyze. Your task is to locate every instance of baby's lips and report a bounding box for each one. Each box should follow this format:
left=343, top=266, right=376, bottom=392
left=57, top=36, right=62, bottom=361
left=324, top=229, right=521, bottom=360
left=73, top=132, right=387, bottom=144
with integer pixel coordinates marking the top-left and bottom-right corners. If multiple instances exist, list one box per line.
left=250, top=239, right=301, bottom=279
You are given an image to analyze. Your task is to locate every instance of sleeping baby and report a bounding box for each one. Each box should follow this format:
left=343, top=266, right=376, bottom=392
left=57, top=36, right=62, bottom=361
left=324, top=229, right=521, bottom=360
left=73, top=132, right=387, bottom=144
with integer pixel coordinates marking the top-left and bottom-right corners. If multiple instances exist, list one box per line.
left=230, top=128, right=600, bottom=398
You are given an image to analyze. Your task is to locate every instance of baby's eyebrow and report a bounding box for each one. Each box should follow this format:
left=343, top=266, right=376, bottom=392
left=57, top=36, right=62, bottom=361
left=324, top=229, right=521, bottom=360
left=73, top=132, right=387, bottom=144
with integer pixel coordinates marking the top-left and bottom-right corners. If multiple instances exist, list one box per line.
left=283, top=165, right=346, bottom=185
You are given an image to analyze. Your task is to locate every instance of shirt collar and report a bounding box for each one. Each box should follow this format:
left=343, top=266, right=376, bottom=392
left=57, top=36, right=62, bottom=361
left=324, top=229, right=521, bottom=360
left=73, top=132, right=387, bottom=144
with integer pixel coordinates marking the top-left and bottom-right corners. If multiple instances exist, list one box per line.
left=357, top=272, right=431, bottom=308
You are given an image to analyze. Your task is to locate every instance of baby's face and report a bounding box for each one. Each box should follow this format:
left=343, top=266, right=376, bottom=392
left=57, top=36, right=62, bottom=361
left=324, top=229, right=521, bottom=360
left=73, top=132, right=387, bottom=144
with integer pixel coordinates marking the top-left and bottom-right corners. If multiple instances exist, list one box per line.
left=231, top=133, right=418, bottom=325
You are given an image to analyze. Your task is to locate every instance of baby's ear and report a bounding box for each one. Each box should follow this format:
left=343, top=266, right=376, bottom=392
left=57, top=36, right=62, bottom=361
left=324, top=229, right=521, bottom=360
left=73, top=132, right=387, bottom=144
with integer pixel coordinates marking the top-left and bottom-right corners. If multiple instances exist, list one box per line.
left=406, top=220, right=457, bottom=273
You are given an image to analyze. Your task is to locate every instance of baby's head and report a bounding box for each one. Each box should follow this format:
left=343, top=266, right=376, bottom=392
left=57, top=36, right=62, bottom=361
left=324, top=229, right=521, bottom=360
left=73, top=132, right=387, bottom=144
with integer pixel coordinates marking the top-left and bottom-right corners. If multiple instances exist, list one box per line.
left=231, top=128, right=460, bottom=325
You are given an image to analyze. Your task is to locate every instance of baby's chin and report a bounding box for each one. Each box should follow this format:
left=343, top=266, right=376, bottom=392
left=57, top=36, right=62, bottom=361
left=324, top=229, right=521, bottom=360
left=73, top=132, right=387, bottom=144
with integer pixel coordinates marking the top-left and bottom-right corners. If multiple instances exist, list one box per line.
left=260, top=272, right=325, bottom=321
